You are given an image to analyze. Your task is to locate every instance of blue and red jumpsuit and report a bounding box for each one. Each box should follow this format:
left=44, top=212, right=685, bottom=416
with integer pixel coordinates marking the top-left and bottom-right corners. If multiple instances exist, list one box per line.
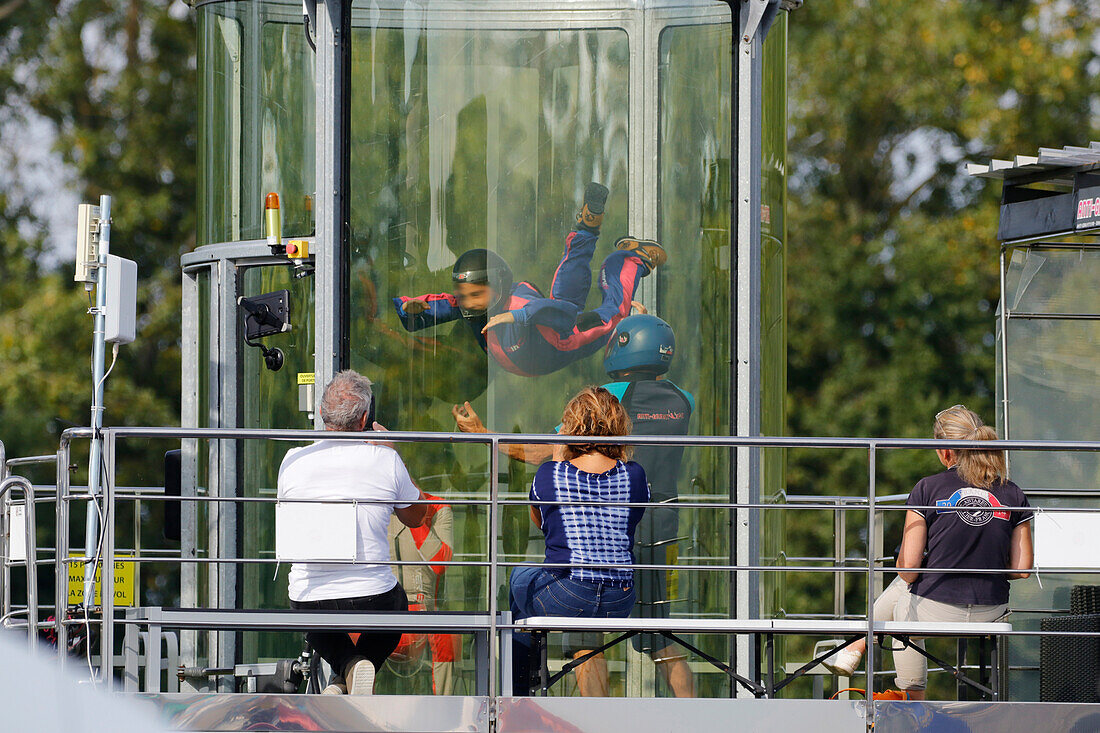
left=393, top=228, right=650, bottom=377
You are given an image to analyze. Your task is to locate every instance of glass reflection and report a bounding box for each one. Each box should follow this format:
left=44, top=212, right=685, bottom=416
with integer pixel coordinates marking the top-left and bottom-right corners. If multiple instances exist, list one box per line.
left=198, top=3, right=315, bottom=246
left=655, top=21, right=734, bottom=697
left=999, top=245, right=1100, bottom=699
left=189, top=0, right=791, bottom=698
left=239, top=265, right=316, bottom=663
left=348, top=21, right=635, bottom=694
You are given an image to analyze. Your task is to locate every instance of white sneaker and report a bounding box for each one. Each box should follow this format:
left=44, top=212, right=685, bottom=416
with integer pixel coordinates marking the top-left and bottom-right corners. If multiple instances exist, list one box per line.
left=345, top=658, right=376, bottom=695
left=321, top=676, right=346, bottom=695
left=823, top=646, right=863, bottom=676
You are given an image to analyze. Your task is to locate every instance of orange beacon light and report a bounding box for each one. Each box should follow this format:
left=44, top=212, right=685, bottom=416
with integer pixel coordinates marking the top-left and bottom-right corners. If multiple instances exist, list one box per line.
left=265, top=192, right=281, bottom=249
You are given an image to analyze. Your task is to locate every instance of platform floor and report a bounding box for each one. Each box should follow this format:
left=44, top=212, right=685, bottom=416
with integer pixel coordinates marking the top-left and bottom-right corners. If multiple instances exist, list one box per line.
left=137, top=694, right=1100, bottom=733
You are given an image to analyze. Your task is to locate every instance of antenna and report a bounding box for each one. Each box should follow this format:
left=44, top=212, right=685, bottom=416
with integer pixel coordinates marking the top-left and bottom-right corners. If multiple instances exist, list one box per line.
left=74, top=195, right=138, bottom=619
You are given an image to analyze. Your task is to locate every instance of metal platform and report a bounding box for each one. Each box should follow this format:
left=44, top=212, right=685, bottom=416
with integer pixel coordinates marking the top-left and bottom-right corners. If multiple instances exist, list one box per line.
left=135, top=695, right=1100, bottom=733
left=139, top=694, right=869, bottom=733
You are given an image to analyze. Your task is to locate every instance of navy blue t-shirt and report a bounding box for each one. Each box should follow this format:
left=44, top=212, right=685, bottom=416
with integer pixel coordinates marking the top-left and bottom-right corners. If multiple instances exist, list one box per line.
left=531, top=460, right=649, bottom=582
left=906, top=467, right=1032, bottom=605
left=602, top=379, right=694, bottom=503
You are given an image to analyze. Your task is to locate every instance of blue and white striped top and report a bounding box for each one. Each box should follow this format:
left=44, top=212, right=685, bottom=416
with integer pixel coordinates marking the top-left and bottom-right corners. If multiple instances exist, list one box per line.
left=531, top=460, right=649, bottom=582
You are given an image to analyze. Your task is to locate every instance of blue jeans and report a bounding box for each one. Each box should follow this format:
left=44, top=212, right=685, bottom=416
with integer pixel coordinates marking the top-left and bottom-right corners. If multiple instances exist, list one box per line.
left=508, top=566, right=636, bottom=694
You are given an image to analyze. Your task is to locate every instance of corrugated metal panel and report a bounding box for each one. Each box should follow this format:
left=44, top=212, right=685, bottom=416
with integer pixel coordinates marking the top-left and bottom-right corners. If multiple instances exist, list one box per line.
left=967, top=141, right=1100, bottom=181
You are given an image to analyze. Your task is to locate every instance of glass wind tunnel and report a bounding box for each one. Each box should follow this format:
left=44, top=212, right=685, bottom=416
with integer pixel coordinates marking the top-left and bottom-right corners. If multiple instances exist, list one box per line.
left=183, top=0, right=788, bottom=696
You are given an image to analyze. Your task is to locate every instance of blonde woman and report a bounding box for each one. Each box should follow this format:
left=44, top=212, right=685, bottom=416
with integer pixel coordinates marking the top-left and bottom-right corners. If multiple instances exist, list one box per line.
left=827, top=406, right=1034, bottom=692
left=890, top=405, right=1033, bottom=699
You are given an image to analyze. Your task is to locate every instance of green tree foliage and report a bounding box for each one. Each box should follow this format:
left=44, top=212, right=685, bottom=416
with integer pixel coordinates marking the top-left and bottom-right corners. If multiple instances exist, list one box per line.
left=0, top=2, right=195, bottom=471
left=0, top=3, right=195, bottom=608
left=784, top=0, right=1098, bottom=621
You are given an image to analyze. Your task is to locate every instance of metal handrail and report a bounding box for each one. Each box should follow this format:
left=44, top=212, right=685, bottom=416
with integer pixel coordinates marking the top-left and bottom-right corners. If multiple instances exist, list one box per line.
left=5, top=455, right=58, bottom=469
left=41, top=425, right=1100, bottom=698
left=0, top=476, right=37, bottom=653
left=55, top=424, right=1100, bottom=451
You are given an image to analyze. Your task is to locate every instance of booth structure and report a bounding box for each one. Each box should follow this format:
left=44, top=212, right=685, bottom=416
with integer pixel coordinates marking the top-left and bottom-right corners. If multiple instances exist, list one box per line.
left=967, top=144, right=1100, bottom=700
left=181, top=0, right=791, bottom=696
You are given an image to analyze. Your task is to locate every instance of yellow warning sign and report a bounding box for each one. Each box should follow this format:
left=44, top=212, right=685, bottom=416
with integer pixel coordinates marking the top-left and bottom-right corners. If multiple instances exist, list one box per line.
left=297, top=372, right=315, bottom=385
left=666, top=544, right=679, bottom=600
left=68, top=555, right=136, bottom=607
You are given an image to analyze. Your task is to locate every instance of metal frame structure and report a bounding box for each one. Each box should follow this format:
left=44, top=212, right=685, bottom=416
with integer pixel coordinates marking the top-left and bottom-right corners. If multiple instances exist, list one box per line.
left=183, top=0, right=788, bottom=692
left=966, top=145, right=1100, bottom=703
left=967, top=142, right=1100, bottom=442
left=4, top=424, right=1100, bottom=731
left=15, top=426, right=1100, bottom=728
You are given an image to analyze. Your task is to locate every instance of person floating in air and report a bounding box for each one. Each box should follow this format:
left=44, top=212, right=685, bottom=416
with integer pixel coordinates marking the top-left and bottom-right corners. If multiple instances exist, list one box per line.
left=393, top=183, right=667, bottom=377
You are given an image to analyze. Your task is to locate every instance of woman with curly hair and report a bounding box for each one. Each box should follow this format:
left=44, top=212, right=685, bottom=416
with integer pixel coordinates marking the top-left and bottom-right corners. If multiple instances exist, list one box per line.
left=508, top=386, right=649, bottom=695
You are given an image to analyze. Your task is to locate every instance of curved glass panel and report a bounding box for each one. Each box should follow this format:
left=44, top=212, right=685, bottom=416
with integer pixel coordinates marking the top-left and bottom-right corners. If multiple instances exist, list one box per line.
left=192, top=0, right=790, bottom=698
left=239, top=265, right=316, bottom=661
left=655, top=20, right=733, bottom=699
left=198, top=2, right=315, bottom=246
left=998, top=245, right=1100, bottom=700
left=347, top=18, right=631, bottom=694
left=759, top=10, right=788, bottom=643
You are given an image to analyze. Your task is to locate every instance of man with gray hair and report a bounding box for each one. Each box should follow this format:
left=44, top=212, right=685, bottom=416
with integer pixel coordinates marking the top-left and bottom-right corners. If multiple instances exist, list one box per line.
left=279, top=370, right=427, bottom=695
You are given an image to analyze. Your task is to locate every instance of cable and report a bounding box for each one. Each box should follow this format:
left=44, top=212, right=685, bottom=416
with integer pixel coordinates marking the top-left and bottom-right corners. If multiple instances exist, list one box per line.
left=303, top=12, right=316, bottom=52
left=83, top=338, right=117, bottom=682
left=95, top=343, right=120, bottom=397
left=83, top=450, right=109, bottom=683
left=81, top=447, right=112, bottom=685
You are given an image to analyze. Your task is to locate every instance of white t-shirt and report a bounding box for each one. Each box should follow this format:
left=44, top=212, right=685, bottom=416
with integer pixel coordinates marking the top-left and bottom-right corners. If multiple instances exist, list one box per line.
left=277, top=439, right=420, bottom=602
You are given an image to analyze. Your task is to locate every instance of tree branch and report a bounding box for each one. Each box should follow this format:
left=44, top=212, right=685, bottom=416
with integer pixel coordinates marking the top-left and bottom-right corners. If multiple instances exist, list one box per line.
left=0, top=0, right=27, bottom=22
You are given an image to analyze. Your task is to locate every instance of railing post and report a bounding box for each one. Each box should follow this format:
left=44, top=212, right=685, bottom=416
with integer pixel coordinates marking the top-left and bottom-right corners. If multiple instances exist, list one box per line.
left=834, top=499, right=845, bottom=621
left=1, top=439, right=9, bottom=625
left=100, top=428, right=116, bottom=683
left=23, top=479, right=37, bottom=653
left=999, top=245, right=1011, bottom=441
left=865, top=444, right=876, bottom=731
left=488, top=437, right=500, bottom=714
left=55, top=440, right=71, bottom=666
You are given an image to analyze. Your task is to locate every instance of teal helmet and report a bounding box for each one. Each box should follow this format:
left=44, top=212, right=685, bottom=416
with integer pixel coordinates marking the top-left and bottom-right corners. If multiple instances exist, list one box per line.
left=604, top=314, right=675, bottom=377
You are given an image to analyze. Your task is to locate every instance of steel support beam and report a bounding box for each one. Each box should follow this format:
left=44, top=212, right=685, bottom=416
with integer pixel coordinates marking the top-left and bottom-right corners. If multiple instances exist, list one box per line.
left=314, top=0, right=351, bottom=404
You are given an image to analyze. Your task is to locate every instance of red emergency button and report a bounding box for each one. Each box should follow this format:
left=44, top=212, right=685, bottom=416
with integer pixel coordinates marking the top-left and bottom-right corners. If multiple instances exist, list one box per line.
left=285, top=239, right=309, bottom=259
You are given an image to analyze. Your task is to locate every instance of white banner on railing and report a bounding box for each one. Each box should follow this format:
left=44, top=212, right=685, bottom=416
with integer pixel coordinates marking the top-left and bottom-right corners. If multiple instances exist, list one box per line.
left=1035, top=511, right=1100, bottom=569
left=275, top=501, right=357, bottom=561
left=8, top=503, right=25, bottom=562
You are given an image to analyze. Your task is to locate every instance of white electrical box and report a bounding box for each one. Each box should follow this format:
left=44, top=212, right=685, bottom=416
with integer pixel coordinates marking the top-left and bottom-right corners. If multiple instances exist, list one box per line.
left=74, top=203, right=100, bottom=283
left=104, top=254, right=137, bottom=344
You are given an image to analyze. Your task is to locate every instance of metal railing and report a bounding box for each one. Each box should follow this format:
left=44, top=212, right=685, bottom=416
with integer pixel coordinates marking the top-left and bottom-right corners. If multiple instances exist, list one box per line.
left=0, top=476, right=37, bottom=652
left=3, top=426, right=1100, bottom=715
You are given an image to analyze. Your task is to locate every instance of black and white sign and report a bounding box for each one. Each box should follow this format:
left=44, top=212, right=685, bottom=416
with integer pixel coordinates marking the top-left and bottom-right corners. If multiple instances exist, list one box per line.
left=1075, top=185, right=1100, bottom=231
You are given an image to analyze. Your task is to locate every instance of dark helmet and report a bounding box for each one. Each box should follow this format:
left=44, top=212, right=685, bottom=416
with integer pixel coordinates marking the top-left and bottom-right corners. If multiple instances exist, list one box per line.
left=604, top=314, right=676, bottom=377
left=451, top=248, right=513, bottom=317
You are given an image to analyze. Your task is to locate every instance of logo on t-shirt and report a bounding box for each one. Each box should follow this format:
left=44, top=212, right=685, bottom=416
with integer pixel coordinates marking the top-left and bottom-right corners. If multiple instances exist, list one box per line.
left=635, top=411, right=686, bottom=421
left=936, top=488, right=1010, bottom=527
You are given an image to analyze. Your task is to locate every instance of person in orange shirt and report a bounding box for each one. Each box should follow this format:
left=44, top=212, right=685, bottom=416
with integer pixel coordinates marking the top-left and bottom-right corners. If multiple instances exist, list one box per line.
left=387, top=494, right=460, bottom=695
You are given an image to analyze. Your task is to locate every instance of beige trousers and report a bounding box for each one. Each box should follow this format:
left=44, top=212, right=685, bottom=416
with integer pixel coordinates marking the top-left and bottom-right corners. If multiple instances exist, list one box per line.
left=893, top=591, right=1006, bottom=690
left=873, top=576, right=910, bottom=623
